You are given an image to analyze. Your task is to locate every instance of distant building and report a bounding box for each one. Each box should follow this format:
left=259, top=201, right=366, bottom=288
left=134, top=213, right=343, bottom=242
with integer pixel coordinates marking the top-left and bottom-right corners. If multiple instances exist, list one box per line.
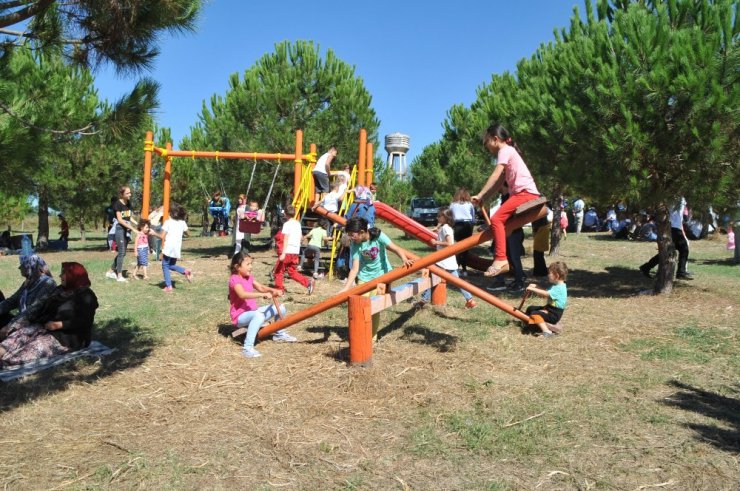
left=384, top=133, right=410, bottom=180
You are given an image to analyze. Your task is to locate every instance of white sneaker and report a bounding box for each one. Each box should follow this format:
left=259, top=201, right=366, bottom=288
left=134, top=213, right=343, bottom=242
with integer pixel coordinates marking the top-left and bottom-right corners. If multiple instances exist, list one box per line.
left=272, top=330, right=297, bottom=343
left=242, top=347, right=262, bottom=358
left=105, top=271, right=117, bottom=280
left=116, top=276, right=128, bottom=283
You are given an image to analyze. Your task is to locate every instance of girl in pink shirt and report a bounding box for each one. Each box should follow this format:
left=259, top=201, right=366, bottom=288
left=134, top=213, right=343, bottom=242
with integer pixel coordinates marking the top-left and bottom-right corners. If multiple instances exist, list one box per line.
left=228, top=251, right=294, bottom=358
left=473, top=124, right=541, bottom=276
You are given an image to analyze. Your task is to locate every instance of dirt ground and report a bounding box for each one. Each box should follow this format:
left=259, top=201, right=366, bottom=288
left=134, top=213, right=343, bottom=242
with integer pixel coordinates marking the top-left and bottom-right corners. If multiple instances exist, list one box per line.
left=0, top=231, right=738, bottom=490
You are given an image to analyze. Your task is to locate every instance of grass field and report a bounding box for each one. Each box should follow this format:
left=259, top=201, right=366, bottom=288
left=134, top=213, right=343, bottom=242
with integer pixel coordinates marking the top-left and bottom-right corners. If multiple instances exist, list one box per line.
left=0, top=225, right=738, bottom=490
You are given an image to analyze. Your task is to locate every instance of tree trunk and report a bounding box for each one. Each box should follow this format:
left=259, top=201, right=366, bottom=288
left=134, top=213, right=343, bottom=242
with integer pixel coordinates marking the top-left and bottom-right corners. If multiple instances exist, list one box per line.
left=550, top=193, right=563, bottom=256
left=734, top=222, right=739, bottom=265
left=37, top=189, right=50, bottom=250
left=79, top=217, right=86, bottom=241
left=653, top=205, right=676, bottom=294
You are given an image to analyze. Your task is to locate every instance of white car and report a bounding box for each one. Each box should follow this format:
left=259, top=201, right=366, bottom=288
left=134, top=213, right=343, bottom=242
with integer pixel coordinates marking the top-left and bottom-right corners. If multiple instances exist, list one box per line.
left=408, top=197, right=440, bottom=226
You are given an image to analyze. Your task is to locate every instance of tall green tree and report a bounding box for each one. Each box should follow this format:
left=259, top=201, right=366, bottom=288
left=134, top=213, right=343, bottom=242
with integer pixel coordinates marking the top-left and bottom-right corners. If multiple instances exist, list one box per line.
left=419, top=0, right=738, bottom=294
left=544, top=0, right=738, bottom=292
left=0, top=0, right=201, bottom=71
left=373, top=157, right=414, bottom=210
left=0, top=46, right=157, bottom=246
left=0, top=1, right=203, bottom=246
left=180, top=40, right=381, bottom=212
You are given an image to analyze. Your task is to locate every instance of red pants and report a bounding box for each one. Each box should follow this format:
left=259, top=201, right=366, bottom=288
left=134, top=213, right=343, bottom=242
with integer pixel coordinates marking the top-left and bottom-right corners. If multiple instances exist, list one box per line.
left=274, top=253, right=310, bottom=291
left=492, top=192, right=540, bottom=261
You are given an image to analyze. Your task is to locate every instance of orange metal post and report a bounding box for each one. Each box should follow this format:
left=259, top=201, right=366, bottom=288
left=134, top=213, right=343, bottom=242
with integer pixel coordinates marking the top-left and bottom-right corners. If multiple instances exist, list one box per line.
left=358, top=129, right=367, bottom=186
left=309, top=142, right=317, bottom=207
left=366, top=141, right=374, bottom=185
left=142, top=131, right=153, bottom=219
left=348, top=295, right=373, bottom=366
left=294, top=130, right=303, bottom=199
left=256, top=207, right=532, bottom=341
left=431, top=279, right=447, bottom=306
left=163, top=142, right=172, bottom=222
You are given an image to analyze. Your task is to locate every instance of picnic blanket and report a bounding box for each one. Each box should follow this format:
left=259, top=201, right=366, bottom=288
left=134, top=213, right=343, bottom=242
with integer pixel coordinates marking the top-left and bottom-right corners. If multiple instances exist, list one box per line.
left=0, top=341, right=115, bottom=382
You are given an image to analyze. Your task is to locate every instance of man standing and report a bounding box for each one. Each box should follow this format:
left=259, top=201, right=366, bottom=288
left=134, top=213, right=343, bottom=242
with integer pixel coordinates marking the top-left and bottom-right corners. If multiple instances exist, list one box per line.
left=640, top=197, right=693, bottom=280
left=573, top=197, right=585, bottom=234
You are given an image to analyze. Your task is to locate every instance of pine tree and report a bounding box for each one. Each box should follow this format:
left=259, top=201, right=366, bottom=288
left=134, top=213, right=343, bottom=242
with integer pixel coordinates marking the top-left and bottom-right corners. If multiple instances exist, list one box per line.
left=179, top=40, right=380, bottom=211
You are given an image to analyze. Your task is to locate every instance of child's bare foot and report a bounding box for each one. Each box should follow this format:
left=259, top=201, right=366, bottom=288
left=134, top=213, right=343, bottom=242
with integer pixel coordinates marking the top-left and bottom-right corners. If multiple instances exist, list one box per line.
left=143, top=276, right=150, bottom=280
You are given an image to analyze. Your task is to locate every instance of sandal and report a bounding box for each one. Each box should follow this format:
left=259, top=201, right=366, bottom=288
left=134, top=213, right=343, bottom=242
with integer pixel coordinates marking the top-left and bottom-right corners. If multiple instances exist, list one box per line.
left=484, top=262, right=510, bottom=277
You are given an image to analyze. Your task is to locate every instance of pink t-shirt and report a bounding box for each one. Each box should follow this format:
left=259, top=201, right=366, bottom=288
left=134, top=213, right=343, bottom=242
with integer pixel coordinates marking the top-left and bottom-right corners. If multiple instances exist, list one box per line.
left=135, top=232, right=149, bottom=249
left=497, top=146, right=539, bottom=195
left=229, top=274, right=258, bottom=325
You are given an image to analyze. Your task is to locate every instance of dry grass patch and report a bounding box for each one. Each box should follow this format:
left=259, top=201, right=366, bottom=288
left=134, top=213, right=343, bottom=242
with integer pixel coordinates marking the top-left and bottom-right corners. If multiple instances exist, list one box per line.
left=0, top=229, right=738, bottom=490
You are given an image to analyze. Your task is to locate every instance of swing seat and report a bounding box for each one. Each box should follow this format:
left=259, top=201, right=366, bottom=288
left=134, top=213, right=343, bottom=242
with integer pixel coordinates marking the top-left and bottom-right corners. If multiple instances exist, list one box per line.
left=239, top=219, right=262, bottom=234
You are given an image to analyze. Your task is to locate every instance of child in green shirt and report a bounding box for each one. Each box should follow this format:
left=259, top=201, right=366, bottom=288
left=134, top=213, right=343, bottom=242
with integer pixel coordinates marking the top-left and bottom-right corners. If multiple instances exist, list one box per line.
left=525, top=261, right=568, bottom=337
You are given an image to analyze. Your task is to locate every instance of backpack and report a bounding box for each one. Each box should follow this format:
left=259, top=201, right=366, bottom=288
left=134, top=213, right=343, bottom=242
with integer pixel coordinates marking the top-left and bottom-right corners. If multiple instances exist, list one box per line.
left=345, top=201, right=376, bottom=228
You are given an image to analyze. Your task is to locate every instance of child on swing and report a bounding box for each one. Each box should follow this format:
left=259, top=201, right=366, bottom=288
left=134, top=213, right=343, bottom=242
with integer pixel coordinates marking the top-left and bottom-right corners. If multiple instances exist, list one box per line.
left=236, top=199, right=263, bottom=254
left=472, top=124, right=541, bottom=277
left=525, top=261, right=568, bottom=337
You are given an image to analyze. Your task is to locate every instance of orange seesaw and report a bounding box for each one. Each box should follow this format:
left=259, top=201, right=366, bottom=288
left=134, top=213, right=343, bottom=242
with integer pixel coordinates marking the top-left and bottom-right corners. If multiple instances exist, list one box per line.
left=254, top=201, right=546, bottom=366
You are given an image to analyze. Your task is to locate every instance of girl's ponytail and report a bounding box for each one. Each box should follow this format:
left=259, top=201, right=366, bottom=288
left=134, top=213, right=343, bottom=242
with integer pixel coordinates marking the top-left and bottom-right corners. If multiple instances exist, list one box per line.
left=485, top=124, right=524, bottom=158
left=368, top=227, right=382, bottom=241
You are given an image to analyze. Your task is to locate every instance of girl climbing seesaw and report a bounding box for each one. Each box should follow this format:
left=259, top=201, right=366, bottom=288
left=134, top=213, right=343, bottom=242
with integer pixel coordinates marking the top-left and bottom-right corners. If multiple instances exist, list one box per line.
left=472, top=124, right=542, bottom=277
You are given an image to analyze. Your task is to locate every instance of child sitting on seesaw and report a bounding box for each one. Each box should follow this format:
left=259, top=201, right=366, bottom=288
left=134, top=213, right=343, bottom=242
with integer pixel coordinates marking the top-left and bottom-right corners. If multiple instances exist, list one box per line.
left=229, top=251, right=295, bottom=358
left=524, top=261, right=568, bottom=338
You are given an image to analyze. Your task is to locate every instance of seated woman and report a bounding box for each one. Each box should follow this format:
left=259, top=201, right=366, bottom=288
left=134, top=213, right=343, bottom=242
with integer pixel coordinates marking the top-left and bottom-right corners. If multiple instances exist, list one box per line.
left=0, top=254, right=57, bottom=334
left=0, top=262, right=98, bottom=368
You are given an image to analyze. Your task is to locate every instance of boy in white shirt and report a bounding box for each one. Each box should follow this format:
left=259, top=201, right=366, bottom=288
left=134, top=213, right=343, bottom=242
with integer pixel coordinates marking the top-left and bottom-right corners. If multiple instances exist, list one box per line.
left=274, top=205, right=314, bottom=294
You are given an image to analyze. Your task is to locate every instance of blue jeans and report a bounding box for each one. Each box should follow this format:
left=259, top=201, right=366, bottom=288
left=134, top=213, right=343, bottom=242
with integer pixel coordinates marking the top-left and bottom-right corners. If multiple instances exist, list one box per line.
left=422, top=268, right=473, bottom=303
left=162, top=254, right=186, bottom=287
left=237, top=304, right=287, bottom=349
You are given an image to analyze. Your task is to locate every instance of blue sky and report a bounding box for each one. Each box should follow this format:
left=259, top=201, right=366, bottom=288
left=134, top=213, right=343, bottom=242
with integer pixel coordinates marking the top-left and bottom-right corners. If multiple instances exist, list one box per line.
left=94, top=1, right=582, bottom=164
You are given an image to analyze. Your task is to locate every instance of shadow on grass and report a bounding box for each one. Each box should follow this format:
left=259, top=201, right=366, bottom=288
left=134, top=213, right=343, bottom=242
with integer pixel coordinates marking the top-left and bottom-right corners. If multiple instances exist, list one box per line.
left=0, top=317, right=157, bottom=412
left=564, top=266, right=661, bottom=299
left=695, top=258, right=738, bottom=267
left=379, top=308, right=458, bottom=352
left=662, top=380, right=740, bottom=453
left=305, top=325, right=348, bottom=344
